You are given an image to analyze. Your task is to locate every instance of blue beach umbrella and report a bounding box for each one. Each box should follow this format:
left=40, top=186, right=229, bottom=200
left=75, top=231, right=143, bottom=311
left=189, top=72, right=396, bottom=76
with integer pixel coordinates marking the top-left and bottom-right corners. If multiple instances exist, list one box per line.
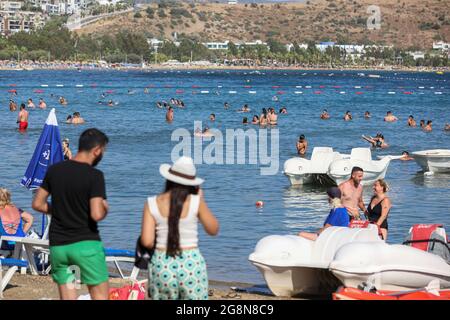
left=21, top=108, right=64, bottom=237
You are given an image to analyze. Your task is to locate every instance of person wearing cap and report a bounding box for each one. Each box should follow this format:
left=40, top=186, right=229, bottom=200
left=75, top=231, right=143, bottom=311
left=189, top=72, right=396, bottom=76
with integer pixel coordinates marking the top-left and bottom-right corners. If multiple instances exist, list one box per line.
left=296, top=134, right=308, bottom=156
left=298, top=187, right=349, bottom=241
left=140, top=156, right=219, bottom=300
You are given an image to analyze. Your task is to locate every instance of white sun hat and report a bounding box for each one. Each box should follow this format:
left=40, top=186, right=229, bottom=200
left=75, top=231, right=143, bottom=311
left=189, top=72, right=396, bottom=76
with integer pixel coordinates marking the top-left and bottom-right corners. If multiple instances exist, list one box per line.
left=159, top=156, right=204, bottom=186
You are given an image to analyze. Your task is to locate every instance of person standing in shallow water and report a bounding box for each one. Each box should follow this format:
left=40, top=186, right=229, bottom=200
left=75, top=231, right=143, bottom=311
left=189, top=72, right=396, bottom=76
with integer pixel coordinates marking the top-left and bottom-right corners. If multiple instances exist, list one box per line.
left=166, top=107, right=174, bottom=122
left=140, top=156, right=219, bottom=300
left=366, top=179, right=392, bottom=240
left=338, top=166, right=367, bottom=221
left=32, top=128, right=110, bottom=300
left=296, top=134, right=308, bottom=156
left=17, top=104, right=28, bottom=131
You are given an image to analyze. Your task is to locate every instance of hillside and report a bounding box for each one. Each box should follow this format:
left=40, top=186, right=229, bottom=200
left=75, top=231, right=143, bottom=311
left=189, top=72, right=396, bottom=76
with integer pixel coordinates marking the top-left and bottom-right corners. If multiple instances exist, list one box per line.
left=76, top=0, right=450, bottom=50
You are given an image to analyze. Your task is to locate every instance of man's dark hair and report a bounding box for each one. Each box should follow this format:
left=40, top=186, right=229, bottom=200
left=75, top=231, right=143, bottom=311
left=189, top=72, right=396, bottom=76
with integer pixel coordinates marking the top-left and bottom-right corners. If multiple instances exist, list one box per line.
left=78, top=128, right=109, bottom=152
left=351, top=166, right=364, bottom=174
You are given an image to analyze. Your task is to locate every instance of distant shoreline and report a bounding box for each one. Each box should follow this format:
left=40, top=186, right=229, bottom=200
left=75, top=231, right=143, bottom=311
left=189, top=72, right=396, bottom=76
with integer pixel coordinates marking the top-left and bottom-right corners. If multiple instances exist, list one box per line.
left=0, top=63, right=448, bottom=73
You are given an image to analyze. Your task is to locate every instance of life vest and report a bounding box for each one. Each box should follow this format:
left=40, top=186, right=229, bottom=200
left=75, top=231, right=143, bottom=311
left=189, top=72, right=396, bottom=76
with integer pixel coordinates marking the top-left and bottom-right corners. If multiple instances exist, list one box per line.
left=403, top=224, right=449, bottom=262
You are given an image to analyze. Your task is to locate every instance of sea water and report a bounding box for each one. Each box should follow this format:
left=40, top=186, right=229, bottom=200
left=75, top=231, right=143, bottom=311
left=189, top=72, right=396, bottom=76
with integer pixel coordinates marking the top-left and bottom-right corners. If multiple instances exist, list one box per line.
left=0, top=69, right=449, bottom=284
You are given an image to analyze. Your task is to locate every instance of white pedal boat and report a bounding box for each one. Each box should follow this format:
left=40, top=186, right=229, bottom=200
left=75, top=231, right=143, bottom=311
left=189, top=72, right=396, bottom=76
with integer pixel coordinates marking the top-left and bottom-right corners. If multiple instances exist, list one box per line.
left=284, top=147, right=397, bottom=186
left=283, top=147, right=345, bottom=185
left=248, top=225, right=382, bottom=296
left=329, top=242, right=450, bottom=291
left=411, top=149, right=450, bottom=174
left=327, top=148, right=399, bottom=185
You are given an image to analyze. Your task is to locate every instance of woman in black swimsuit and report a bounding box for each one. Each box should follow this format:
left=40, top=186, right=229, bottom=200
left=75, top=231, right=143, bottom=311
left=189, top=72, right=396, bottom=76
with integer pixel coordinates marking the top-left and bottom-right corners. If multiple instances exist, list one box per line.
left=366, top=179, right=392, bottom=240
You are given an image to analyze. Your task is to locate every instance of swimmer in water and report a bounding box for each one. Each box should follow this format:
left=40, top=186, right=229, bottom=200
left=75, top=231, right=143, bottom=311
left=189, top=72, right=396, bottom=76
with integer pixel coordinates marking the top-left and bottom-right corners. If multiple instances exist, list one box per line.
left=27, top=98, right=35, bottom=109
left=259, top=109, right=268, bottom=126
left=59, top=96, right=68, bottom=105
left=445, top=123, right=450, bottom=131
left=320, top=109, right=330, bottom=120
left=423, top=120, right=432, bottom=132
left=108, top=100, right=114, bottom=107
left=224, top=102, right=229, bottom=110
left=407, top=115, right=417, bottom=127
left=166, top=107, right=174, bottom=122
left=344, top=111, right=352, bottom=121
left=209, top=114, right=216, bottom=122
left=279, top=107, right=287, bottom=114
left=364, top=111, right=371, bottom=119
left=419, top=119, right=425, bottom=129
left=238, top=104, right=250, bottom=112
left=9, top=100, right=17, bottom=112
left=156, top=102, right=163, bottom=109
left=242, top=117, right=248, bottom=124
left=362, top=133, right=389, bottom=149
left=251, top=115, right=259, bottom=124
left=71, top=112, right=85, bottom=124
left=400, top=151, right=414, bottom=161
left=384, top=111, right=398, bottom=122
left=39, top=98, right=46, bottom=109
left=296, top=134, right=308, bottom=156
left=268, top=108, right=277, bottom=125
left=66, top=115, right=72, bottom=124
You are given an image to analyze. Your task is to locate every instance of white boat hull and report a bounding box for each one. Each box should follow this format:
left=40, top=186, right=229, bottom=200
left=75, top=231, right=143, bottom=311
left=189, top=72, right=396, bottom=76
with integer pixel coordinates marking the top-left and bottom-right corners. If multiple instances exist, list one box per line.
left=412, top=149, right=450, bottom=174
left=284, top=147, right=394, bottom=186
left=249, top=226, right=381, bottom=297
left=330, top=242, right=450, bottom=291
left=252, top=263, right=340, bottom=296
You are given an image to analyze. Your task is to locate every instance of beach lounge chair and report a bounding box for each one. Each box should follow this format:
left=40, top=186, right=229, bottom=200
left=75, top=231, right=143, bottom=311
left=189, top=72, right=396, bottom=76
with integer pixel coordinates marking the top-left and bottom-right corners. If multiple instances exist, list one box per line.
left=0, top=258, right=28, bottom=298
left=104, top=248, right=140, bottom=280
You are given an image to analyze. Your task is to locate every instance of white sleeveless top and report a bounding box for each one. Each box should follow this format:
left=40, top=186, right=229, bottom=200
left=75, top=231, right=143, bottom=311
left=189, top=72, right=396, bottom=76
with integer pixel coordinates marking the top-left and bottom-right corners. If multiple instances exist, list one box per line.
left=148, top=194, right=199, bottom=250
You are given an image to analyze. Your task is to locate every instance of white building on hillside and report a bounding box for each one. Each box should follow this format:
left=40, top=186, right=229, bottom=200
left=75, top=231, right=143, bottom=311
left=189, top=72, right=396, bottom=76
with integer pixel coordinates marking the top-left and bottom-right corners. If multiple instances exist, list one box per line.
left=286, top=43, right=308, bottom=52
left=0, top=1, right=23, bottom=12
left=433, top=41, right=450, bottom=51
left=408, top=51, right=425, bottom=60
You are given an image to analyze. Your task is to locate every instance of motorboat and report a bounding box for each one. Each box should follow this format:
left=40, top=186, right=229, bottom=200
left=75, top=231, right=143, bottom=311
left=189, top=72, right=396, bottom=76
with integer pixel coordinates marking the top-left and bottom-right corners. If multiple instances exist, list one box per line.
left=284, top=147, right=398, bottom=186
left=283, top=147, right=343, bottom=185
left=327, top=148, right=400, bottom=185
left=411, top=149, right=450, bottom=174
left=329, top=242, right=450, bottom=291
left=248, top=225, right=382, bottom=297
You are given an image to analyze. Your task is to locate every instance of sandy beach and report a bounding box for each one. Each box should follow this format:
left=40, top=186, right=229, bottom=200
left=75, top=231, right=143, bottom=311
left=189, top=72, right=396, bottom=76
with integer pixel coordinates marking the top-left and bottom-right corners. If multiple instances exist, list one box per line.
left=1, top=273, right=302, bottom=300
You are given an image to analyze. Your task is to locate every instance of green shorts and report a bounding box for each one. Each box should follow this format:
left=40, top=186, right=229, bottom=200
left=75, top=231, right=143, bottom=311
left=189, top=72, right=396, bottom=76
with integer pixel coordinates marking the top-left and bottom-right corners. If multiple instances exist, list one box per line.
left=50, top=240, right=108, bottom=286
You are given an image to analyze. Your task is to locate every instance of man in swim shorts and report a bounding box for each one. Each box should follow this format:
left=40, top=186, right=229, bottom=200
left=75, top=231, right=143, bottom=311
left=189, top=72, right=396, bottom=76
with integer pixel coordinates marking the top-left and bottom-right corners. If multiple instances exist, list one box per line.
left=17, top=104, right=29, bottom=131
left=338, top=166, right=367, bottom=220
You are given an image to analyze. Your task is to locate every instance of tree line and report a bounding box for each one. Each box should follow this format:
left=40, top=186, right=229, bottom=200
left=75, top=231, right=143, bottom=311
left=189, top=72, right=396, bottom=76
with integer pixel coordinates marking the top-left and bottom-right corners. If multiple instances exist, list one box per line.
left=0, top=18, right=447, bottom=67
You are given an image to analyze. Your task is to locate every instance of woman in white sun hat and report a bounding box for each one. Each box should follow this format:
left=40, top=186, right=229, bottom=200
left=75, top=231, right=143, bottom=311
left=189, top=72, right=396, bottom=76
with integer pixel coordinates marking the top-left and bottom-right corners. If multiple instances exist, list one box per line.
left=140, top=156, right=219, bottom=300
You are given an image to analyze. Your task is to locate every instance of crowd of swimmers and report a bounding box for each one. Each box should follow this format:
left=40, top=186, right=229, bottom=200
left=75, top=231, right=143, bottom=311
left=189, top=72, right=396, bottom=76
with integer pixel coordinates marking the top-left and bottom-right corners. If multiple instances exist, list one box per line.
left=157, top=98, right=185, bottom=109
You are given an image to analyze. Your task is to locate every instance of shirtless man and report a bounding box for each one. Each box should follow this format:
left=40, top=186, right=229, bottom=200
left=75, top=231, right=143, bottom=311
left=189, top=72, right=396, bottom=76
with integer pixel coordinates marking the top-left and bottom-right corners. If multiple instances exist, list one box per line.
left=39, top=98, right=47, bottom=109
left=9, top=100, right=17, bottom=112
left=166, top=107, right=174, bottom=122
left=423, top=120, right=432, bottom=132
left=338, top=166, right=367, bottom=220
left=71, top=112, right=85, bottom=124
left=27, top=98, right=36, bottom=109
left=17, top=104, right=29, bottom=131
left=296, top=134, right=308, bottom=156
left=407, top=115, right=416, bottom=127
left=384, top=111, right=398, bottom=122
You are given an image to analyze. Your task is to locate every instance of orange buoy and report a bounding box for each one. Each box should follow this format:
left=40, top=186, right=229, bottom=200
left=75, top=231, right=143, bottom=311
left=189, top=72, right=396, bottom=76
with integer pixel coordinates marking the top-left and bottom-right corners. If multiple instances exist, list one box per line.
left=256, top=201, right=264, bottom=208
